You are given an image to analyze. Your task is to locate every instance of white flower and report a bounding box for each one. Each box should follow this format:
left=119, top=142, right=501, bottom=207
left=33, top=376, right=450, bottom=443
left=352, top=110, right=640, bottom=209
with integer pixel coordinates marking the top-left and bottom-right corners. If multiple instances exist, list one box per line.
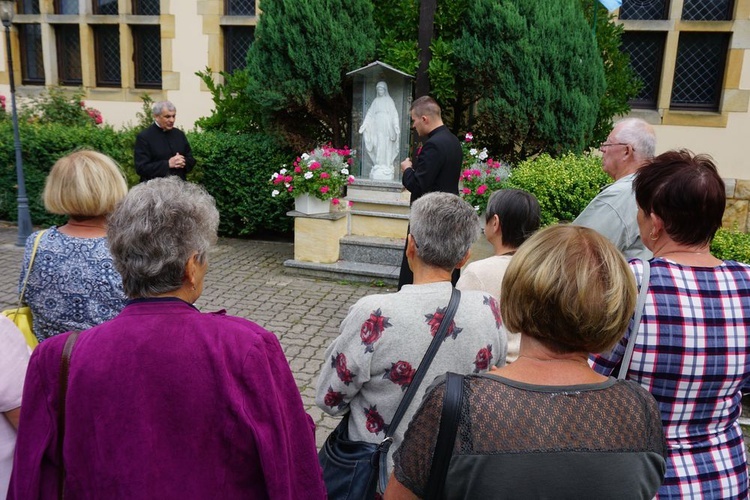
left=271, top=190, right=280, bottom=197
left=304, top=172, right=314, bottom=180
left=478, top=149, right=488, bottom=161
left=271, top=172, right=279, bottom=180
left=279, top=168, right=287, bottom=175
left=341, top=168, right=349, bottom=175
left=301, top=153, right=310, bottom=161
left=469, top=148, right=478, bottom=156
left=474, top=205, right=480, bottom=212
left=284, top=183, right=290, bottom=188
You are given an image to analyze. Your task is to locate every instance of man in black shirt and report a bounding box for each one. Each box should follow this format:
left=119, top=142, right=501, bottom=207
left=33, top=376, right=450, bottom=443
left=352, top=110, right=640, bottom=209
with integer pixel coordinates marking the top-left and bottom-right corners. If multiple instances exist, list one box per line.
left=134, top=101, right=196, bottom=183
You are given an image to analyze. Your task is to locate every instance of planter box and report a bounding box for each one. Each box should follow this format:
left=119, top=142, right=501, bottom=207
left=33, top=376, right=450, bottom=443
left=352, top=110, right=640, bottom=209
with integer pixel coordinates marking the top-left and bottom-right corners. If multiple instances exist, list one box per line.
left=295, top=194, right=330, bottom=215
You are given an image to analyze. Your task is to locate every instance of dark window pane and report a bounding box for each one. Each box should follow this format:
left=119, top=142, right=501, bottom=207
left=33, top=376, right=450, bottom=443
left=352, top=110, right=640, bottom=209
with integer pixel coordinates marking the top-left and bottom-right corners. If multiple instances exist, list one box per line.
left=682, top=0, right=734, bottom=20
left=225, top=0, right=255, bottom=16
left=619, top=0, right=669, bottom=20
left=670, top=32, right=729, bottom=111
left=224, top=26, right=254, bottom=73
left=93, top=25, right=121, bottom=86
left=56, top=25, right=82, bottom=85
left=132, top=25, right=161, bottom=88
left=622, top=31, right=666, bottom=109
left=93, top=0, right=118, bottom=15
left=54, top=0, right=78, bottom=14
left=18, top=24, right=45, bottom=84
left=16, top=0, right=40, bottom=14
left=132, top=0, right=159, bottom=15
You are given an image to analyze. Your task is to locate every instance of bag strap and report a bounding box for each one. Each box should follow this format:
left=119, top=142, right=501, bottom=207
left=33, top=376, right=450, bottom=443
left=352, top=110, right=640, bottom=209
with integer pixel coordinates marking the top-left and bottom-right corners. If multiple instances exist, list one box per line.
left=424, top=372, right=464, bottom=500
left=16, top=229, right=46, bottom=310
left=57, top=331, right=81, bottom=500
left=618, top=259, right=651, bottom=380
left=377, top=287, right=462, bottom=491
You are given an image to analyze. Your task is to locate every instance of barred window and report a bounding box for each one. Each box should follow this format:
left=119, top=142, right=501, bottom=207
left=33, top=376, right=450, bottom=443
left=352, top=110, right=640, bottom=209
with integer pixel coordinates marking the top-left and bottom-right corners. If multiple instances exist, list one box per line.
left=670, top=32, right=729, bottom=111
left=682, top=0, right=734, bottom=21
left=56, top=24, right=82, bottom=85
left=18, top=23, right=44, bottom=84
left=224, top=26, right=254, bottom=73
left=619, top=0, right=669, bottom=20
left=132, top=0, right=159, bottom=16
left=132, top=25, right=162, bottom=88
left=16, top=0, right=40, bottom=14
left=54, top=0, right=78, bottom=14
left=225, top=0, right=255, bottom=16
left=93, top=25, right=121, bottom=86
left=93, top=0, right=118, bottom=15
left=621, top=32, right=666, bottom=109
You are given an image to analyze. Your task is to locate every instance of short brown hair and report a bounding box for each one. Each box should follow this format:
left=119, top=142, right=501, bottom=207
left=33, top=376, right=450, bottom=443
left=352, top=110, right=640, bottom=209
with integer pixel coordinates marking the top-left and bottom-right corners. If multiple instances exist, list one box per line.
left=634, top=149, right=725, bottom=246
left=410, top=96, right=441, bottom=119
left=501, top=225, right=636, bottom=354
left=43, top=150, right=128, bottom=217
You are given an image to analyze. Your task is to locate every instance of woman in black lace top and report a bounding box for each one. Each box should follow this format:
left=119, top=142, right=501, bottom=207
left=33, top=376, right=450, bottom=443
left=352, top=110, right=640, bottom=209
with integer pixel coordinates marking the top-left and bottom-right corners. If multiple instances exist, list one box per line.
left=386, top=225, right=667, bottom=499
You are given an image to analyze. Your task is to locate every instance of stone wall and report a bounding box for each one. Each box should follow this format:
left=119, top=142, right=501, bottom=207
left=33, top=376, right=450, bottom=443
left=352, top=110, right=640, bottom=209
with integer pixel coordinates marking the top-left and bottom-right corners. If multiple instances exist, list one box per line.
left=724, top=178, right=750, bottom=233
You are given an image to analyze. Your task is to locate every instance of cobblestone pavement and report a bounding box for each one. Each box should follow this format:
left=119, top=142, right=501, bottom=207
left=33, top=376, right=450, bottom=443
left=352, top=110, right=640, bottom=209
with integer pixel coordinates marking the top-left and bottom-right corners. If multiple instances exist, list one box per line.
left=0, top=225, right=393, bottom=449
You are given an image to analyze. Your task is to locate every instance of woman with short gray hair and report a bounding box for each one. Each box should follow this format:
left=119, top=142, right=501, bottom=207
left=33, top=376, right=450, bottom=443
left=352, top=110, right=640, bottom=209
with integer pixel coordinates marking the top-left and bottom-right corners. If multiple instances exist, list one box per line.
left=316, top=192, right=507, bottom=497
left=10, top=177, right=326, bottom=499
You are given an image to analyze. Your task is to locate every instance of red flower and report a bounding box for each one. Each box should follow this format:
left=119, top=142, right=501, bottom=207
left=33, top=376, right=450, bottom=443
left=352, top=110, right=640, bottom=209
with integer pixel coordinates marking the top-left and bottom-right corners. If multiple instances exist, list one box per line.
left=309, top=161, right=321, bottom=170
left=320, top=172, right=330, bottom=179
left=383, top=360, right=416, bottom=391
left=331, top=352, right=355, bottom=385
left=360, top=308, right=392, bottom=353
left=476, top=184, right=488, bottom=195
left=462, top=187, right=471, bottom=195
left=320, top=186, right=330, bottom=194
left=473, top=345, right=493, bottom=373
left=364, top=405, right=386, bottom=435
left=324, top=387, right=345, bottom=408
left=484, top=296, right=502, bottom=329
left=425, top=307, right=462, bottom=340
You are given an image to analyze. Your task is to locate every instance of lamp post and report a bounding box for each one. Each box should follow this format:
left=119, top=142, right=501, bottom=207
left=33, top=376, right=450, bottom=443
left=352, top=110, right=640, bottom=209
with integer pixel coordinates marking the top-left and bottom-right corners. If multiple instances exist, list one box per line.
left=1, top=0, right=33, bottom=246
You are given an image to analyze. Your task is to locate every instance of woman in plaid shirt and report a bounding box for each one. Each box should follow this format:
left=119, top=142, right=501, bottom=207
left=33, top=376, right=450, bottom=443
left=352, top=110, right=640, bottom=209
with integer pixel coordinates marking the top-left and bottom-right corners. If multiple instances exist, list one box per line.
left=591, top=150, right=750, bottom=499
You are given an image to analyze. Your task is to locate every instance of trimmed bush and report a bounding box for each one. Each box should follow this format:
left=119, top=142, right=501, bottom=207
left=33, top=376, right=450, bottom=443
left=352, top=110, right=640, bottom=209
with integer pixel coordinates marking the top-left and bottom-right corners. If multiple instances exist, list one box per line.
left=711, top=228, right=750, bottom=264
left=189, top=131, right=295, bottom=236
left=503, top=153, right=610, bottom=226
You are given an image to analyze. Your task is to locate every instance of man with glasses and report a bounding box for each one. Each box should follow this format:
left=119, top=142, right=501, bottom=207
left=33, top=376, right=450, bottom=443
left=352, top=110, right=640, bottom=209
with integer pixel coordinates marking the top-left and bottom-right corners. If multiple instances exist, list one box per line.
left=573, top=118, right=656, bottom=260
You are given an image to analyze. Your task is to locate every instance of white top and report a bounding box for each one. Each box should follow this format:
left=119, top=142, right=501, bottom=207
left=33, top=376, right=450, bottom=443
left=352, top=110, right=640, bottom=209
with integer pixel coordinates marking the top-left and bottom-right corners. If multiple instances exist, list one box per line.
left=0, top=316, right=30, bottom=497
left=457, top=254, right=520, bottom=361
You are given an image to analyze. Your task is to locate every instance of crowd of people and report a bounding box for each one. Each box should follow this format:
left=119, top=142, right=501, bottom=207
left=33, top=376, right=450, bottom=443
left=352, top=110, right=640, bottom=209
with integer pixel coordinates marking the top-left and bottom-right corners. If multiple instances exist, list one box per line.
left=2, top=102, right=749, bottom=500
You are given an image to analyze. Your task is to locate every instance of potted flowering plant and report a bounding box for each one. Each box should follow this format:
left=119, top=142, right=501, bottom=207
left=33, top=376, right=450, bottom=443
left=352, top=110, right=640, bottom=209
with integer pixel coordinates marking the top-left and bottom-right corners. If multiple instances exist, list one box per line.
left=459, top=132, right=511, bottom=214
left=270, top=145, right=356, bottom=214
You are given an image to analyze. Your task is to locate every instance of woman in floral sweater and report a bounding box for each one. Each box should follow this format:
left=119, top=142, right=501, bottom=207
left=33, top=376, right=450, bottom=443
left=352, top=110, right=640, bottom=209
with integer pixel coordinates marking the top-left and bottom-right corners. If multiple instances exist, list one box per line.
left=315, top=192, right=507, bottom=487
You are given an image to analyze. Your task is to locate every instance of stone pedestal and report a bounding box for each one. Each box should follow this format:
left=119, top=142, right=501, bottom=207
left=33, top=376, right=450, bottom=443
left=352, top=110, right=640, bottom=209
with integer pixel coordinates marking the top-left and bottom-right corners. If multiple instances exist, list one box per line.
left=290, top=210, right=347, bottom=264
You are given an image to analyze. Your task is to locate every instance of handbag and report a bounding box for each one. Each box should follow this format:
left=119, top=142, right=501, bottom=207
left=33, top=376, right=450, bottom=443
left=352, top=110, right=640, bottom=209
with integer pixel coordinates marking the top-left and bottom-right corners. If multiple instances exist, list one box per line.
left=424, top=372, right=464, bottom=500
left=57, top=330, right=81, bottom=500
left=617, top=259, right=651, bottom=380
left=1, top=230, right=46, bottom=349
left=319, top=288, right=462, bottom=500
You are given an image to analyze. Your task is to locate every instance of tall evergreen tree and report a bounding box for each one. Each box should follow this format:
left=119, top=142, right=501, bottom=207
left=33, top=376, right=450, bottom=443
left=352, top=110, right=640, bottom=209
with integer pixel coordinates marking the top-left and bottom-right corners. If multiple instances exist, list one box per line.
left=244, top=0, right=377, bottom=149
left=454, top=0, right=605, bottom=162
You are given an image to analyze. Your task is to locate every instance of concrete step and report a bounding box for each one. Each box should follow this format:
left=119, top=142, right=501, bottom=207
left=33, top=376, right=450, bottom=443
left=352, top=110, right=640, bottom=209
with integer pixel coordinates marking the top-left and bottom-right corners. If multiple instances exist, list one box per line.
left=283, top=259, right=399, bottom=286
left=339, top=235, right=404, bottom=267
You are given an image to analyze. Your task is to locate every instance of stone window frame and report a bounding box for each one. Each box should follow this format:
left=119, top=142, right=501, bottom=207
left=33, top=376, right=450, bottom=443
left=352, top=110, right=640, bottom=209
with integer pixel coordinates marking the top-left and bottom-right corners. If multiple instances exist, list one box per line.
left=6, top=0, right=174, bottom=103
left=200, top=0, right=258, bottom=86
left=618, top=0, right=749, bottom=128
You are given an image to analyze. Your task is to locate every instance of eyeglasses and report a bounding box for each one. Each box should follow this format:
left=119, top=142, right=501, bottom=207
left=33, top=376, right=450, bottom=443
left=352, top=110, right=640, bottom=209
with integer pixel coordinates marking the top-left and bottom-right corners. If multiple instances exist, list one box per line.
left=600, top=142, right=633, bottom=151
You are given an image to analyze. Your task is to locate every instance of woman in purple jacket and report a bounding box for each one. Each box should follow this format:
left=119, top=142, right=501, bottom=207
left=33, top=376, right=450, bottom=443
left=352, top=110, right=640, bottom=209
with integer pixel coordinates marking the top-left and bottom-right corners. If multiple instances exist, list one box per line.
left=9, top=177, right=326, bottom=499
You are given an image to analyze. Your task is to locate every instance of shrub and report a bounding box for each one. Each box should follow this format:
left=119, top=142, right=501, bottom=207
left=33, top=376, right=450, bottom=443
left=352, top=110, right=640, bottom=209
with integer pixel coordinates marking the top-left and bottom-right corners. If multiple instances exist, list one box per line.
left=503, top=153, right=609, bottom=226
left=711, top=228, right=750, bottom=264
left=190, top=131, right=295, bottom=236
left=22, top=87, right=103, bottom=127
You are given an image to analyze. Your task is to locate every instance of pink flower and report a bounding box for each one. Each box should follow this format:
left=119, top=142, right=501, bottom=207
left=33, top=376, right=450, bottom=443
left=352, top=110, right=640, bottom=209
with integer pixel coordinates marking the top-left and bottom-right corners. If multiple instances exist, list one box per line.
left=287, top=186, right=293, bottom=192
left=320, top=172, right=330, bottom=179
left=462, top=188, right=471, bottom=195
left=347, top=175, right=355, bottom=185
left=284, top=175, right=293, bottom=182
left=347, top=158, right=353, bottom=165
left=294, top=166, right=302, bottom=173
left=348, top=201, right=354, bottom=207
left=320, top=186, right=330, bottom=194
left=465, top=132, right=473, bottom=142
left=477, top=185, right=488, bottom=195
left=332, top=198, right=340, bottom=205
left=310, top=162, right=321, bottom=170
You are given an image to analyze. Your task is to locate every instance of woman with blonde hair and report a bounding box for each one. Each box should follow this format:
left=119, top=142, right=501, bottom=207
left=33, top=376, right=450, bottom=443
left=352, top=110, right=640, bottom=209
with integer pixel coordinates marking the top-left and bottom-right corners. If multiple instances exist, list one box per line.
left=386, top=225, right=666, bottom=499
left=18, top=149, right=128, bottom=341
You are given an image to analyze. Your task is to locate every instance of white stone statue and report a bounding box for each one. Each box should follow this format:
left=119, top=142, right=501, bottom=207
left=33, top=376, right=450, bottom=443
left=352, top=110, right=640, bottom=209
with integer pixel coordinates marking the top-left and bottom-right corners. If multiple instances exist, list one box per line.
left=359, top=81, right=400, bottom=180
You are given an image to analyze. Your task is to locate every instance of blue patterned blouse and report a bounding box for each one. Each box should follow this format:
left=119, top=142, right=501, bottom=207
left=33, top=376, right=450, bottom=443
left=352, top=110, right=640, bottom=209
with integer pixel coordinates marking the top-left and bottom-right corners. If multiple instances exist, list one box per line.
left=18, top=227, right=127, bottom=342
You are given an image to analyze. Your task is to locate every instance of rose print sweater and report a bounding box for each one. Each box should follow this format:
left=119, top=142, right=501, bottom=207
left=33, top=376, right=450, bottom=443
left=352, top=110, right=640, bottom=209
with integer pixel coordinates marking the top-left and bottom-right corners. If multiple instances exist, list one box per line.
left=315, top=281, right=507, bottom=477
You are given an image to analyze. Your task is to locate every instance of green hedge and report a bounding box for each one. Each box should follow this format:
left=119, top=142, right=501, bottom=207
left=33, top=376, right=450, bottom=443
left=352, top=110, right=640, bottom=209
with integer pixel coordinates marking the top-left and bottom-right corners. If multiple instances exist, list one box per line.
left=503, top=153, right=610, bottom=226
left=711, top=228, right=750, bottom=264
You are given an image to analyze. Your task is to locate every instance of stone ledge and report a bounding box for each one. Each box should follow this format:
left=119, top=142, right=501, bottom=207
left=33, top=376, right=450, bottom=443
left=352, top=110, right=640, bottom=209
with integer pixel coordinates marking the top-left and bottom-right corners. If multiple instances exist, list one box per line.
left=350, top=210, right=409, bottom=220
left=283, top=259, right=399, bottom=285
left=286, top=210, right=348, bottom=220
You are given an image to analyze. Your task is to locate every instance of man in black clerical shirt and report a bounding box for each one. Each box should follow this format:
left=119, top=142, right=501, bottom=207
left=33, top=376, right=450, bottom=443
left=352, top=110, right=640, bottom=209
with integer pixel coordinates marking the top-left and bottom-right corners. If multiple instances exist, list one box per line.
left=134, top=101, right=196, bottom=183
left=398, top=96, right=463, bottom=289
